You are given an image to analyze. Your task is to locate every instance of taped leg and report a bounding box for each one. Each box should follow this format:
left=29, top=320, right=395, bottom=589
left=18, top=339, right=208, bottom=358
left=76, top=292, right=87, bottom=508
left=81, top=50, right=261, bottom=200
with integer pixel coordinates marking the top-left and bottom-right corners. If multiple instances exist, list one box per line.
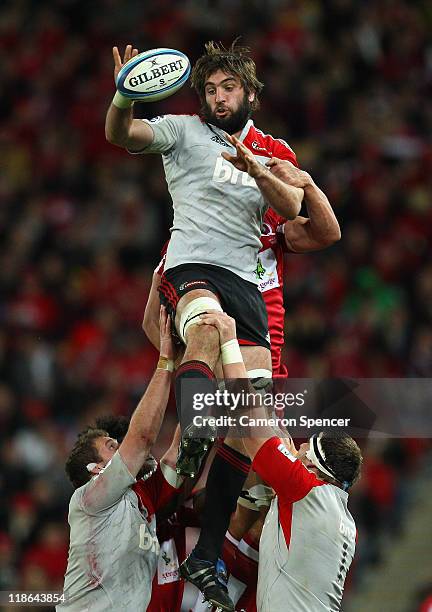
left=178, top=296, right=223, bottom=344
left=175, top=295, right=223, bottom=477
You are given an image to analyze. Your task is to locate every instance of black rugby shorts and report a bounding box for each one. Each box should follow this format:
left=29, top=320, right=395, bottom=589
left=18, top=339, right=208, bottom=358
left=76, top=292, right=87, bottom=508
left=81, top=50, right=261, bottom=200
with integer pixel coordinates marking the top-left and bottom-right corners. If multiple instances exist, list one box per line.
left=159, top=263, right=270, bottom=350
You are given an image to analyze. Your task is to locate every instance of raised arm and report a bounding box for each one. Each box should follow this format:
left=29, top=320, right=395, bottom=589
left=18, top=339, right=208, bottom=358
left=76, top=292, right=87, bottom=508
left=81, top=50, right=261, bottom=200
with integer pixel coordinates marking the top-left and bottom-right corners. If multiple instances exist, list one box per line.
left=105, top=45, right=155, bottom=151
left=268, top=158, right=341, bottom=252
left=118, top=306, right=174, bottom=476
left=222, top=135, right=303, bottom=220
left=143, top=268, right=162, bottom=349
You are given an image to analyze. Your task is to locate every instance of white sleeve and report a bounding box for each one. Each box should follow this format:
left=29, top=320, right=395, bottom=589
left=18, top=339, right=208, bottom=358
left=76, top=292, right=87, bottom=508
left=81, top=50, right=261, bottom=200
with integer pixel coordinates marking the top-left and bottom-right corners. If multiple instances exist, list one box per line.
left=78, top=451, right=136, bottom=514
left=129, top=114, right=185, bottom=155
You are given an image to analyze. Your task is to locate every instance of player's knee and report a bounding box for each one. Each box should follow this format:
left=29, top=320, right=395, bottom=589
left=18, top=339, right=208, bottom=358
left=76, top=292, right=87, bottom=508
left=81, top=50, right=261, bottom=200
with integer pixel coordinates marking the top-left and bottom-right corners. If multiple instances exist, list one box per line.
left=178, top=296, right=223, bottom=344
left=185, top=322, right=220, bottom=364
left=186, top=321, right=218, bottom=343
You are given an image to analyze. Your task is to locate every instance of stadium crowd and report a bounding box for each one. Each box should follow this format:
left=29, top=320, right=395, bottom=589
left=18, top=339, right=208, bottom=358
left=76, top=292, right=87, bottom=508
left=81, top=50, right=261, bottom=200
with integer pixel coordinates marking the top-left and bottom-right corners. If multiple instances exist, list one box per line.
left=1, top=0, right=431, bottom=608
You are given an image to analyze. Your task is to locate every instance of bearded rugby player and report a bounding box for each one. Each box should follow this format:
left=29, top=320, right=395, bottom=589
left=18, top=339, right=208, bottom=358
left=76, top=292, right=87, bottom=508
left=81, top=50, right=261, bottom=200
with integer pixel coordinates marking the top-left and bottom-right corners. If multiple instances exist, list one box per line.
left=143, top=158, right=340, bottom=375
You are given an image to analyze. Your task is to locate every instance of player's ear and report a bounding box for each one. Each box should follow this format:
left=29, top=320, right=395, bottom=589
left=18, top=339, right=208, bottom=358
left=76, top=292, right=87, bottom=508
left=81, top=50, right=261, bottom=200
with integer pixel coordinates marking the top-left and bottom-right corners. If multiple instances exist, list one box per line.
left=86, top=462, right=105, bottom=476
left=248, top=91, right=255, bottom=103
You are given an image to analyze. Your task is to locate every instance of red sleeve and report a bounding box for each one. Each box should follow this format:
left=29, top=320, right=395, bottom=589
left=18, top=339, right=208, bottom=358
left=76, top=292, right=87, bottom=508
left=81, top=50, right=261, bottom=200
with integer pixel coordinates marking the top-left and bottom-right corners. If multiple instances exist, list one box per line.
left=244, top=127, right=299, bottom=167
left=133, top=464, right=181, bottom=516
left=264, top=207, right=286, bottom=229
left=262, top=208, right=289, bottom=253
left=270, top=139, right=299, bottom=167
left=276, top=221, right=291, bottom=253
left=252, top=437, right=323, bottom=503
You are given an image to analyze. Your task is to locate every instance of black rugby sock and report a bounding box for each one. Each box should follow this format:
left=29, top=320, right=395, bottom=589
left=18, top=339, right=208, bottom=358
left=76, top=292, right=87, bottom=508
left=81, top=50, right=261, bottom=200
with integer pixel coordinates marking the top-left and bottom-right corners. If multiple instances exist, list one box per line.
left=193, top=443, right=251, bottom=563
left=175, top=360, right=216, bottom=428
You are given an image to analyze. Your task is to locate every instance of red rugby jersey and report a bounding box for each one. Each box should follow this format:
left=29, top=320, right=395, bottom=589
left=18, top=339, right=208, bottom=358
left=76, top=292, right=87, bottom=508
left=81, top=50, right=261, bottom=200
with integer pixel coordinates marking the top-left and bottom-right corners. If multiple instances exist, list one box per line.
left=147, top=506, right=198, bottom=612
left=258, top=208, right=289, bottom=375
left=241, top=123, right=298, bottom=375
left=224, top=531, right=259, bottom=612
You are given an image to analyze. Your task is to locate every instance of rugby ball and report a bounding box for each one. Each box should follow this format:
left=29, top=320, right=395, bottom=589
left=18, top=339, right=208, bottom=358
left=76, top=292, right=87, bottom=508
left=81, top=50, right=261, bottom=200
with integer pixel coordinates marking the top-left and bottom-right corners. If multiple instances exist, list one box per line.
left=116, top=48, right=191, bottom=102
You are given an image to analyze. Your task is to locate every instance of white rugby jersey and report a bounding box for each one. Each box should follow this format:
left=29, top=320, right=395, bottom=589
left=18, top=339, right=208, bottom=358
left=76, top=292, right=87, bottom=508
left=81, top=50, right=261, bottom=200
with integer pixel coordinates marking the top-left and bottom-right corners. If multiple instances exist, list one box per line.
left=135, top=115, right=297, bottom=284
left=252, top=438, right=356, bottom=612
left=58, top=452, right=180, bottom=612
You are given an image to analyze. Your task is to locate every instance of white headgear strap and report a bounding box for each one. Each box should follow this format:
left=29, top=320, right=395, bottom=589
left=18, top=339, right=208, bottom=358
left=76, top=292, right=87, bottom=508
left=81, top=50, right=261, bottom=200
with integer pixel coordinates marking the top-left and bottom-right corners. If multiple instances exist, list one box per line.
left=306, top=433, right=338, bottom=482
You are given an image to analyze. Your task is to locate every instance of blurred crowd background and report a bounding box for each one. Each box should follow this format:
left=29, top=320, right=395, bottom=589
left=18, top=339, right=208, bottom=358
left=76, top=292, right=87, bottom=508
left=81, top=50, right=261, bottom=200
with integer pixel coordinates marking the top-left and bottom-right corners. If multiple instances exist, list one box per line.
left=1, top=0, right=432, bottom=610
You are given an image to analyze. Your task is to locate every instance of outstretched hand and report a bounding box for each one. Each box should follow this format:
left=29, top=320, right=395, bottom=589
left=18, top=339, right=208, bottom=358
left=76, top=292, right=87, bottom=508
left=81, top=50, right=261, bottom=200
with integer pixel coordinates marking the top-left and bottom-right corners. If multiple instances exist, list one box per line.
left=222, top=134, right=267, bottom=179
left=113, top=44, right=139, bottom=83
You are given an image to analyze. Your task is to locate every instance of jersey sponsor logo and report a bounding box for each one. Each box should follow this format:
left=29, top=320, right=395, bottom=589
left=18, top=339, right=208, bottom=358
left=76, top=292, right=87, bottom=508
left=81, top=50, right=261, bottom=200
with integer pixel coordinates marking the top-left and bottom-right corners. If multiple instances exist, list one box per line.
left=251, top=140, right=270, bottom=154
left=339, top=520, right=356, bottom=542
left=256, top=249, right=280, bottom=293
left=277, top=443, right=296, bottom=462
left=259, top=276, right=278, bottom=293
left=179, top=280, right=207, bottom=291
left=211, top=134, right=229, bottom=147
left=255, top=259, right=265, bottom=280
left=148, top=116, right=165, bottom=124
left=157, top=539, right=180, bottom=584
left=212, top=157, right=258, bottom=189
left=139, top=524, right=160, bottom=554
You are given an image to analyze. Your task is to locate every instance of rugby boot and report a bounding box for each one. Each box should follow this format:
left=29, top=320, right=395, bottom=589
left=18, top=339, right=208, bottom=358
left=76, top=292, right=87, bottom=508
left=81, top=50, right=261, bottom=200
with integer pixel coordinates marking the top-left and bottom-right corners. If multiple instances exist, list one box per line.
left=179, top=554, right=234, bottom=612
left=176, top=422, right=216, bottom=478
